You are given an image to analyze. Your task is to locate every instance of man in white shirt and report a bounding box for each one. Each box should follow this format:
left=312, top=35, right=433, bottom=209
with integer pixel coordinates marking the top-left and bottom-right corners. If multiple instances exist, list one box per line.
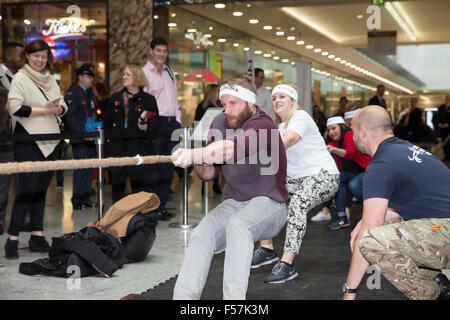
left=254, top=68, right=273, bottom=119
left=0, top=42, right=23, bottom=90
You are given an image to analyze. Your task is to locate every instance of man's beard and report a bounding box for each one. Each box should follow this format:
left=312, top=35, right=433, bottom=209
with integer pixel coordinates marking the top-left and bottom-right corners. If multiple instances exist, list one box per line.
left=226, top=103, right=253, bottom=129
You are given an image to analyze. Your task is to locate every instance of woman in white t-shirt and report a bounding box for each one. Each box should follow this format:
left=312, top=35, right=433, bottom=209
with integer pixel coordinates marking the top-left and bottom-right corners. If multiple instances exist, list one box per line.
left=251, top=83, right=340, bottom=284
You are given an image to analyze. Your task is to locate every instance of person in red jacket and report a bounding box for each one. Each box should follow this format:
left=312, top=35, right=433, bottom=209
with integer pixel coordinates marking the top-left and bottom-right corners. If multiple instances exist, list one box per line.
left=325, top=116, right=372, bottom=230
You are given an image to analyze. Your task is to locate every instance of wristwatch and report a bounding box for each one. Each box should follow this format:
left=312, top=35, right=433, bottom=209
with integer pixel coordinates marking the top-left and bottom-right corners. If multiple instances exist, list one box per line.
left=342, top=283, right=357, bottom=294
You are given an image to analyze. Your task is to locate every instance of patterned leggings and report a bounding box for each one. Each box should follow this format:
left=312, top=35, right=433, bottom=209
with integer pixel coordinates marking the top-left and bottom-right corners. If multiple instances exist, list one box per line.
left=284, top=170, right=340, bottom=254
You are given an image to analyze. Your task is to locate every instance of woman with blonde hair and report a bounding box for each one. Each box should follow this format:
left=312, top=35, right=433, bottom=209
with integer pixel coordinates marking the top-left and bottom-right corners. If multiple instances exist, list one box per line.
left=5, top=39, right=68, bottom=259
left=251, top=83, right=340, bottom=284
left=103, top=65, right=160, bottom=204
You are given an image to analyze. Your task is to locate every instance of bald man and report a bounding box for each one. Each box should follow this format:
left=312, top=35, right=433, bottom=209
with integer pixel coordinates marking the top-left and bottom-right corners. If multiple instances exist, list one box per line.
left=342, top=105, right=450, bottom=300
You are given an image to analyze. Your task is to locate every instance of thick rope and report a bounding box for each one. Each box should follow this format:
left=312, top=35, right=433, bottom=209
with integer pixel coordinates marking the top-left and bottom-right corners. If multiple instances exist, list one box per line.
left=0, top=155, right=172, bottom=175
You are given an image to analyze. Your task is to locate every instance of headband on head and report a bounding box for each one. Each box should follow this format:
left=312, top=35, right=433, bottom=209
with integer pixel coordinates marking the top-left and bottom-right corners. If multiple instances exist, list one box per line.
left=327, top=116, right=345, bottom=127
left=344, top=109, right=360, bottom=120
left=219, top=84, right=256, bottom=104
left=271, top=84, right=299, bottom=102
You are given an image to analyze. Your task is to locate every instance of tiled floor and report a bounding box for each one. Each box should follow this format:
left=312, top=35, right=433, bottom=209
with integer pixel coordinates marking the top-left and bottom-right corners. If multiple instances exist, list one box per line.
left=0, top=170, right=224, bottom=300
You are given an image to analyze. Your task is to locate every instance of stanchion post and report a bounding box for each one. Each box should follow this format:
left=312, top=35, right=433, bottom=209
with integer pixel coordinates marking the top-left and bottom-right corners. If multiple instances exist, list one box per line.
left=170, top=127, right=196, bottom=230
left=95, top=128, right=104, bottom=221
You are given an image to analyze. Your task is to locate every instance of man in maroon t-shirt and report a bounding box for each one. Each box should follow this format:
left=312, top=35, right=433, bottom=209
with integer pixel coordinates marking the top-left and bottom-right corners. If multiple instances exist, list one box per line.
left=171, top=76, right=288, bottom=300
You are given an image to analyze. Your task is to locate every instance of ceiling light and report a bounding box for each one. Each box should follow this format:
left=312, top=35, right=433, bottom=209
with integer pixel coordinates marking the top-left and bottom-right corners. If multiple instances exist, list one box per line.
left=305, top=45, right=314, bottom=49
left=340, top=60, right=346, bottom=64
left=345, top=62, right=351, bottom=66
left=328, top=54, right=335, bottom=59
left=287, top=36, right=295, bottom=40
left=244, top=47, right=249, bottom=51
left=233, top=11, right=243, bottom=16
left=215, top=3, right=225, bottom=9
left=314, top=48, right=322, bottom=53
left=208, top=26, right=214, bottom=30
left=89, top=19, right=95, bottom=24
left=276, top=31, right=285, bottom=36
left=357, top=14, right=363, bottom=19
left=218, top=38, right=227, bottom=43
left=282, top=59, right=289, bottom=63
left=263, top=53, right=272, bottom=57
left=153, top=15, right=159, bottom=19
left=291, top=61, right=296, bottom=65
left=273, top=56, right=280, bottom=60
left=187, top=28, right=197, bottom=33
left=249, top=19, right=259, bottom=24
left=204, top=34, right=212, bottom=38
left=334, top=57, right=341, bottom=62
left=233, top=43, right=239, bottom=47
left=171, top=13, right=176, bottom=17
left=255, top=50, right=262, bottom=54
left=24, top=19, right=31, bottom=25
left=263, top=25, right=273, bottom=30
left=321, top=51, right=329, bottom=56
left=296, top=40, right=304, bottom=45
left=168, top=23, right=177, bottom=27
left=385, top=2, right=417, bottom=41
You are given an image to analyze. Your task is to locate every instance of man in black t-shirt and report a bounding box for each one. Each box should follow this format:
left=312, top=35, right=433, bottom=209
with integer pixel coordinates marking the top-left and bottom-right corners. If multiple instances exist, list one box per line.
left=342, top=105, right=450, bottom=301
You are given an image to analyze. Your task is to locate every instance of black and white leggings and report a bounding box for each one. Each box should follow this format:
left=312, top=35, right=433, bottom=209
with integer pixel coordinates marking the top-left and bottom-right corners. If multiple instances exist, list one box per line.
left=284, top=169, right=340, bottom=254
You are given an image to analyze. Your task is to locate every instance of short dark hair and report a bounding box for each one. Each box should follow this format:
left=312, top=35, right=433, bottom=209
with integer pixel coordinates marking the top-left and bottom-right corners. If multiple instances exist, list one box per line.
left=254, top=68, right=264, bottom=77
left=2, top=42, right=24, bottom=61
left=150, top=37, right=168, bottom=49
left=339, top=96, right=348, bottom=102
left=20, top=39, right=54, bottom=72
left=377, top=84, right=385, bottom=90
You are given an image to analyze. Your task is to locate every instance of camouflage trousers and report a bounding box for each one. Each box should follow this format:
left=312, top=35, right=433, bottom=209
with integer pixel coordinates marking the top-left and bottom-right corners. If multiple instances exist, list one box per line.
left=359, top=217, right=450, bottom=300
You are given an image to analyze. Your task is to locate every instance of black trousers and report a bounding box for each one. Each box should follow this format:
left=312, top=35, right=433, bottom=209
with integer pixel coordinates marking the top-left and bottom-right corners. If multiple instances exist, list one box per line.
left=110, top=169, right=145, bottom=204
left=8, top=141, right=60, bottom=236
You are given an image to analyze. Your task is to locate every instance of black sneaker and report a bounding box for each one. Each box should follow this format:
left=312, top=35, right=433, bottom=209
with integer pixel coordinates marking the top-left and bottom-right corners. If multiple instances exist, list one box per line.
left=5, top=238, right=19, bottom=260
left=328, top=217, right=351, bottom=230
left=435, top=273, right=450, bottom=300
left=264, top=261, right=299, bottom=284
left=251, top=246, right=279, bottom=269
left=29, top=235, right=50, bottom=253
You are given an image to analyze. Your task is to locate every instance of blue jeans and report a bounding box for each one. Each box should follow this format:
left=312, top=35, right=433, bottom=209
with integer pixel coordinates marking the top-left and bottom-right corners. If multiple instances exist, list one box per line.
left=71, top=142, right=97, bottom=205
left=150, top=120, right=181, bottom=210
left=335, top=171, right=364, bottom=216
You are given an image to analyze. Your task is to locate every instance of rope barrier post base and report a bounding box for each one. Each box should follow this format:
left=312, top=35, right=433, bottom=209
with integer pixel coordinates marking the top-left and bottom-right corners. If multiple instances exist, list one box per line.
left=170, top=127, right=197, bottom=230
left=95, top=128, right=104, bottom=221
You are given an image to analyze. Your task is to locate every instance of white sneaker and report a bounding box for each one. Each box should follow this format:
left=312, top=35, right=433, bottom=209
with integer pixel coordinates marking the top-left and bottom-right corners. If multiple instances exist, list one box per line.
left=311, top=211, right=332, bottom=222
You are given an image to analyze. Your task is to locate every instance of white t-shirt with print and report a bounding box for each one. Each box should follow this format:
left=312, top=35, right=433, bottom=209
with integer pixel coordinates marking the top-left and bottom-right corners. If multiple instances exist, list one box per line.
left=279, top=110, right=339, bottom=179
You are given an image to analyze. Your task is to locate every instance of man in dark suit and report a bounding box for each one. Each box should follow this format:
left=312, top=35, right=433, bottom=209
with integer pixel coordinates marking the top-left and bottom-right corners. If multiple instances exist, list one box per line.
left=369, top=84, right=387, bottom=109
left=64, top=64, right=99, bottom=210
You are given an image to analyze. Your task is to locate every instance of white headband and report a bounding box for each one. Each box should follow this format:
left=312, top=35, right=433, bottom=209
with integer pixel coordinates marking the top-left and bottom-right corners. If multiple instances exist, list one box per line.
left=271, top=84, right=299, bottom=102
left=327, top=116, right=345, bottom=127
left=219, top=84, right=256, bottom=104
left=344, top=109, right=360, bottom=120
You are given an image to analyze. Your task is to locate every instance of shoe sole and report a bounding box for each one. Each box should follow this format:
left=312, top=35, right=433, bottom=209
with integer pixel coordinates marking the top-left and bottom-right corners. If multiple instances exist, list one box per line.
left=264, top=272, right=299, bottom=284
left=251, top=257, right=279, bottom=269
left=328, top=223, right=351, bottom=230
left=311, top=217, right=331, bottom=222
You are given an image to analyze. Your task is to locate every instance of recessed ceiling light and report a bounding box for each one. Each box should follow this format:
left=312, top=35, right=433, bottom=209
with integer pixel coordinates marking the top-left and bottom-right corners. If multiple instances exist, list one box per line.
left=273, top=56, right=280, bottom=60
left=276, top=31, right=285, bottom=36
left=246, top=3, right=251, bottom=7
left=168, top=23, right=177, bottom=27
left=290, top=61, right=296, bottom=66
left=153, top=15, right=159, bottom=19
left=204, top=34, right=212, bottom=38
left=321, top=51, right=329, bottom=56
left=263, top=53, right=272, bottom=57
left=187, top=28, right=197, bottom=33
left=282, top=58, right=290, bottom=63
left=296, top=40, right=304, bottom=45
left=233, top=43, right=239, bottom=47
left=249, top=19, right=259, bottom=24
left=357, top=14, right=363, bottom=19
left=24, top=19, right=31, bottom=25
left=263, top=25, right=273, bottom=30
left=233, top=11, right=243, bottom=16
left=287, top=36, right=295, bottom=40
left=255, top=50, right=262, bottom=54
left=208, top=26, right=214, bottom=30
left=218, top=38, right=227, bottom=42
left=215, top=3, right=225, bottom=9
left=340, top=60, right=346, bottom=64
left=334, top=57, right=341, bottom=61
left=305, top=44, right=314, bottom=49
left=314, top=48, right=322, bottom=53
left=244, top=47, right=249, bottom=51
left=345, top=62, right=351, bottom=66
left=328, top=54, right=335, bottom=59
left=171, top=13, right=176, bottom=17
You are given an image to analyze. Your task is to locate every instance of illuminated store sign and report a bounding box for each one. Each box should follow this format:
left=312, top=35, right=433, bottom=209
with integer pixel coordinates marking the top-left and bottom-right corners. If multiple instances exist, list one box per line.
left=42, top=17, right=88, bottom=40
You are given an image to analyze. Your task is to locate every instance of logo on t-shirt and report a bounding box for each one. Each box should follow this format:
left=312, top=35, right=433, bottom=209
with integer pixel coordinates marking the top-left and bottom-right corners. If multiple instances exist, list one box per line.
left=408, top=145, right=431, bottom=163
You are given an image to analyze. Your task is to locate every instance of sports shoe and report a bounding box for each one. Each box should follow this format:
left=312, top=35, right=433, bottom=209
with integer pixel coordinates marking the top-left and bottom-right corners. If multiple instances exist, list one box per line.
left=328, top=217, right=351, bottom=230
left=251, top=246, right=279, bottom=269
left=311, top=211, right=332, bottom=222
left=264, top=261, right=298, bottom=284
